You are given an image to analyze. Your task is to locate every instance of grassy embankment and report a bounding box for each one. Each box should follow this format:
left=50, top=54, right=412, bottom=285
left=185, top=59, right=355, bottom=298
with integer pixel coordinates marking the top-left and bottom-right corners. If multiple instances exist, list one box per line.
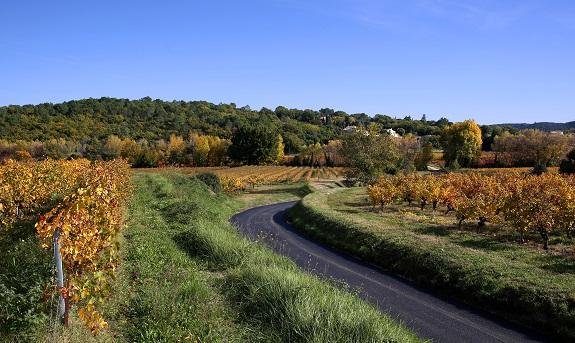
left=288, top=187, right=575, bottom=342
left=108, top=173, right=421, bottom=342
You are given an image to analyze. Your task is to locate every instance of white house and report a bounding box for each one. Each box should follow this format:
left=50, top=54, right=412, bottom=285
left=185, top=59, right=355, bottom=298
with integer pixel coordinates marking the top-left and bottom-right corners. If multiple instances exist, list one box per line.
left=343, top=125, right=357, bottom=133
left=385, top=128, right=400, bottom=137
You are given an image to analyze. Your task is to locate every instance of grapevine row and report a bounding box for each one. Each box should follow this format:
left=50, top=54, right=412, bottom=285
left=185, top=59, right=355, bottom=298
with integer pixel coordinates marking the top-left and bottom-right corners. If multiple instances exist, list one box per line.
left=1, top=159, right=131, bottom=333
left=368, top=172, right=575, bottom=249
left=175, top=166, right=346, bottom=192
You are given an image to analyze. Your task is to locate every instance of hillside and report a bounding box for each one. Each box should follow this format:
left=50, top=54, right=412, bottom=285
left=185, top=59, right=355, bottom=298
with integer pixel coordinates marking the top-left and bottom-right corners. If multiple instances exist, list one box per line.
left=0, top=97, right=447, bottom=151
left=498, top=121, right=575, bottom=132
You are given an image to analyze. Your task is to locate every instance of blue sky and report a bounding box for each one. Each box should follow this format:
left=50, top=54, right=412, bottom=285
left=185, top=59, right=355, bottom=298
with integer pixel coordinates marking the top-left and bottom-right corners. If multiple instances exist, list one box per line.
left=1, top=0, right=574, bottom=124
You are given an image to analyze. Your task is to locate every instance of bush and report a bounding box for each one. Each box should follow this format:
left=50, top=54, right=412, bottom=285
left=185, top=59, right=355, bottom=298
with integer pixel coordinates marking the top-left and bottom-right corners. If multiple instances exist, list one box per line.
left=532, top=162, right=548, bottom=175
left=0, top=233, right=51, bottom=339
left=559, top=149, right=575, bottom=174
left=448, top=159, right=460, bottom=170
left=195, top=172, right=221, bottom=193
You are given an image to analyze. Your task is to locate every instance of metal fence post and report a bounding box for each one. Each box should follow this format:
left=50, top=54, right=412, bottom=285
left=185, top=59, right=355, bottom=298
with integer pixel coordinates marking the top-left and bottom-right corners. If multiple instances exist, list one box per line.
left=53, top=229, right=65, bottom=324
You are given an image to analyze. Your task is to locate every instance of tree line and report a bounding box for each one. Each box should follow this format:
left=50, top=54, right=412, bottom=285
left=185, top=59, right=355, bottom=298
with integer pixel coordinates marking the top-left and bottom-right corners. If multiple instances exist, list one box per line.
left=341, top=120, right=575, bottom=184
left=1, top=97, right=574, bottom=172
left=0, top=97, right=450, bottom=153
left=0, top=127, right=286, bottom=167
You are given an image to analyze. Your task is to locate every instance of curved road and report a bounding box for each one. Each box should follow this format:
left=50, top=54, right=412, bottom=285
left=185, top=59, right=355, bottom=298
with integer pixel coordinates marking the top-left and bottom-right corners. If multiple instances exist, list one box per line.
left=231, top=201, right=547, bottom=343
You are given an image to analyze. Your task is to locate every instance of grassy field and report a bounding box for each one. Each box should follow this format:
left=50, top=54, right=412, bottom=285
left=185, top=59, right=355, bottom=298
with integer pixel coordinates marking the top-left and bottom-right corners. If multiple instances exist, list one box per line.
left=288, top=187, right=575, bottom=342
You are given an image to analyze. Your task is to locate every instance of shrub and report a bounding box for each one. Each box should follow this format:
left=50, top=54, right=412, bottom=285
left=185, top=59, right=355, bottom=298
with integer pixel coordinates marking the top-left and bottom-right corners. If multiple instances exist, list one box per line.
left=532, top=162, right=548, bottom=175
left=0, top=234, right=50, bottom=338
left=448, top=159, right=460, bottom=170
left=559, top=149, right=575, bottom=174
left=195, top=172, right=221, bottom=193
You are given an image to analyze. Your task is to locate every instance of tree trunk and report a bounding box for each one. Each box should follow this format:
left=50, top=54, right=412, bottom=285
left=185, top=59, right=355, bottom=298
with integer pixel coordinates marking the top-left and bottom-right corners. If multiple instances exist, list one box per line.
left=63, top=280, right=70, bottom=327
left=539, top=229, right=549, bottom=250
left=458, top=217, right=465, bottom=227
left=477, top=217, right=487, bottom=233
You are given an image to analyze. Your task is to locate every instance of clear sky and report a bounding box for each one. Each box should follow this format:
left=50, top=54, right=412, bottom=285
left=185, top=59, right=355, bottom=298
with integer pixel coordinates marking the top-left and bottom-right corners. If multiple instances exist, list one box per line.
left=1, top=0, right=574, bottom=124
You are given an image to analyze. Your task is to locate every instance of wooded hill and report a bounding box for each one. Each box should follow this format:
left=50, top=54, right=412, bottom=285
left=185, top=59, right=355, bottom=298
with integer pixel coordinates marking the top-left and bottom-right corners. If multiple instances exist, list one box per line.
left=0, top=97, right=449, bottom=153
left=499, top=121, right=575, bottom=132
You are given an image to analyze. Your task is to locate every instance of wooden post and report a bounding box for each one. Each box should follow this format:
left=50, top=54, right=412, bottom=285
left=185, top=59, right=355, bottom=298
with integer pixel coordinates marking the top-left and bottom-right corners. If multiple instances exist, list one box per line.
left=53, top=229, right=67, bottom=325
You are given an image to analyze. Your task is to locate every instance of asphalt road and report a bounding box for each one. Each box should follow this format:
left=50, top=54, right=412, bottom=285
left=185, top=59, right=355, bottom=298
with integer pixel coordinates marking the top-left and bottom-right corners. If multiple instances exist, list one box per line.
left=230, top=201, right=548, bottom=343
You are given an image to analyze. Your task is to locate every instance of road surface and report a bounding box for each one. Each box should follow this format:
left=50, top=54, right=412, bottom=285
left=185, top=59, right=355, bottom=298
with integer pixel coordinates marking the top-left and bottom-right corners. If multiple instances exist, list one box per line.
left=230, top=201, right=547, bottom=343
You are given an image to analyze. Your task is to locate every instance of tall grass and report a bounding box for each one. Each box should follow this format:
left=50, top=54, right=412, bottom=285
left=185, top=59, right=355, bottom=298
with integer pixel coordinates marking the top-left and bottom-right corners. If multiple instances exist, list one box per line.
left=127, top=172, right=422, bottom=343
left=114, top=173, right=266, bottom=342
left=227, top=266, right=418, bottom=343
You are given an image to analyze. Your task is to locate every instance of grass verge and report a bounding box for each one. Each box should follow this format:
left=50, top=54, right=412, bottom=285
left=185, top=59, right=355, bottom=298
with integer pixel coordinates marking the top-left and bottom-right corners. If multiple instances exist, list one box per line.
left=287, top=187, right=575, bottom=342
left=114, top=173, right=421, bottom=342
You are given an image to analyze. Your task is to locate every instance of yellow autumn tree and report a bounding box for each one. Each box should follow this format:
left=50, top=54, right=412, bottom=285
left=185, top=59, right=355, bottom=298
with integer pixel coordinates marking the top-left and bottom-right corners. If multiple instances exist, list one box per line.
left=442, top=119, right=482, bottom=168
left=207, top=136, right=230, bottom=166
left=104, top=135, right=123, bottom=159
left=275, top=135, right=285, bottom=164
left=192, top=134, right=210, bottom=166
left=167, top=134, right=186, bottom=165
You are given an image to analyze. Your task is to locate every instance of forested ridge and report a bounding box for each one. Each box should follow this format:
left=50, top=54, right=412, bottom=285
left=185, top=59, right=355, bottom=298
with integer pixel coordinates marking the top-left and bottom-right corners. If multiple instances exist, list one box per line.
left=0, top=97, right=448, bottom=150
left=501, top=121, right=575, bottom=132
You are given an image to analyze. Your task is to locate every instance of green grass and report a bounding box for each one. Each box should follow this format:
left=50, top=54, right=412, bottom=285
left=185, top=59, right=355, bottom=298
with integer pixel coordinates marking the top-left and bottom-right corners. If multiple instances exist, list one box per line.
left=112, top=173, right=422, bottom=342
left=109, top=172, right=266, bottom=342
left=288, top=187, right=575, bottom=342
left=0, top=221, right=51, bottom=342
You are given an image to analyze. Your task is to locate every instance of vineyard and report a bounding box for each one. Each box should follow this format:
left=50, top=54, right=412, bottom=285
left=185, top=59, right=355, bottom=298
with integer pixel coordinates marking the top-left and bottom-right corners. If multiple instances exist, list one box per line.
left=473, top=166, right=560, bottom=174
left=143, top=166, right=347, bottom=192
left=0, top=159, right=131, bottom=333
left=368, top=172, right=575, bottom=249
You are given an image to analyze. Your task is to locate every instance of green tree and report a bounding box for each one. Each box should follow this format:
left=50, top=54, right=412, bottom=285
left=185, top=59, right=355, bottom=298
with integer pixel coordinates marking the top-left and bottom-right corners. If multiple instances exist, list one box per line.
left=442, top=120, right=482, bottom=167
left=415, top=142, right=434, bottom=171
left=282, top=132, right=305, bottom=154
left=396, top=134, right=419, bottom=172
left=339, top=126, right=399, bottom=185
left=559, top=148, right=575, bottom=174
left=229, top=125, right=279, bottom=165
left=299, top=143, right=322, bottom=166
left=134, top=140, right=161, bottom=167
